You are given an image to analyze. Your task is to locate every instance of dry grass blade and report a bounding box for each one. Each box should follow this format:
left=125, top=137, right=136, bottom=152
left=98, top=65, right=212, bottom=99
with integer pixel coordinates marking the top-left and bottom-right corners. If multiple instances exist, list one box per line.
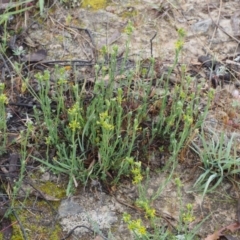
left=231, top=10, right=240, bottom=37
left=0, top=0, right=33, bottom=10
left=237, top=199, right=240, bottom=223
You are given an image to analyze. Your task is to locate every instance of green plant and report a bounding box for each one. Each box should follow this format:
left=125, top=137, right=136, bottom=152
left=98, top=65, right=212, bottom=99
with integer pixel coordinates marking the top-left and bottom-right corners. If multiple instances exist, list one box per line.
left=0, top=83, right=8, bottom=154
left=152, top=29, right=211, bottom=157
left=38, top=0, right=44, bottom=15
left=0, top=24, right=207, bottom=197
left=174, top=178, right=197, bottom=239
left=0, top=1, right=32, bottom=50
left=22, top=27, right=210, bottom=196
left=32, top=64, right=144, bottom=194
left=123, top=160, right=158, bottom=239
left=123, top=159, right=203, bottom=240
left=191, top=128, right=240, bottom=199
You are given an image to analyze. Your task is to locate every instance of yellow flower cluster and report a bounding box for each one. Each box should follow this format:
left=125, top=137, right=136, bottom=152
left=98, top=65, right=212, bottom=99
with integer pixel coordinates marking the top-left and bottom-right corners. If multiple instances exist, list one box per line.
left=182, top=203, right=195, bottom=223
left=175, top=28, right=186, bottom=51
left=68, top=119, right=81, bottom=132
left=97, top=111, right=114, bottom=131
left=128, top=160, right=143, bottom=184
left=123, top=213, right=147, bottom=236
left=68, top=103, right=83, bottom=132
left=0, top=94, right=8, bottom=104
left=57, top=78, right=67, bottom=85
left=175, top=39, right=184, bottom=51
left=131, top=167, right=143, bottom=184
left=124, top=20, right=134, bottom=35
left=68, top=103, right=80, bottom=116
left=125, top=157, right=144, bottom=184
left=136, top=199, right=156, bottom=219
left=35, top=70, right=50, bottom=82
left=45, top=136, right=52, bottom=145
left=183, top=115, right=193, bottom=125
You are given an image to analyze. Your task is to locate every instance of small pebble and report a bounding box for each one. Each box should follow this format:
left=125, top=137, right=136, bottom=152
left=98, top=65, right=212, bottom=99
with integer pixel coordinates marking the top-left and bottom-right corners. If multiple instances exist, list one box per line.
left=232, top=89, right=240, bottom=98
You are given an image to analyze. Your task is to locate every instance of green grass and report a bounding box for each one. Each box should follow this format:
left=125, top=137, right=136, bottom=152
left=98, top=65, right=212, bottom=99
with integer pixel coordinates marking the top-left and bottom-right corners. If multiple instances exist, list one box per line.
left=0, top=83, right=8, bottom=153
left=191, top=127, right=240, bottom=200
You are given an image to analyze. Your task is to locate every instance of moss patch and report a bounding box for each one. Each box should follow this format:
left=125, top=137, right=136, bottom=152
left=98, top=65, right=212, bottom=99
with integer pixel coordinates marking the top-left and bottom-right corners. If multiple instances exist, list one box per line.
left=38, top=180, right=66, bottom=199
left=120, top=8, right=138, bottom=18
left=8, top=179, right=66, bottom=239
left=81, top=0, right=109, bottom=10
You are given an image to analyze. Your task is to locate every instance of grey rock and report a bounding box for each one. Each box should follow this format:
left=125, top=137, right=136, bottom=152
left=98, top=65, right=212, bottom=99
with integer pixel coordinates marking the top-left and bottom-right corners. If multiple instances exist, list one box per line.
left=191, top=19, right=213, bottom=33
left=58, top=198, right=83, bottom=218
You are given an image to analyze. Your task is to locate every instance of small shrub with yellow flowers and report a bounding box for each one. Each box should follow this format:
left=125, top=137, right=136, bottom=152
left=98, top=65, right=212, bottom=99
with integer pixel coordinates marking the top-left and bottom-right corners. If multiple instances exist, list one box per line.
left=123, top=157, right=158, bottom=239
